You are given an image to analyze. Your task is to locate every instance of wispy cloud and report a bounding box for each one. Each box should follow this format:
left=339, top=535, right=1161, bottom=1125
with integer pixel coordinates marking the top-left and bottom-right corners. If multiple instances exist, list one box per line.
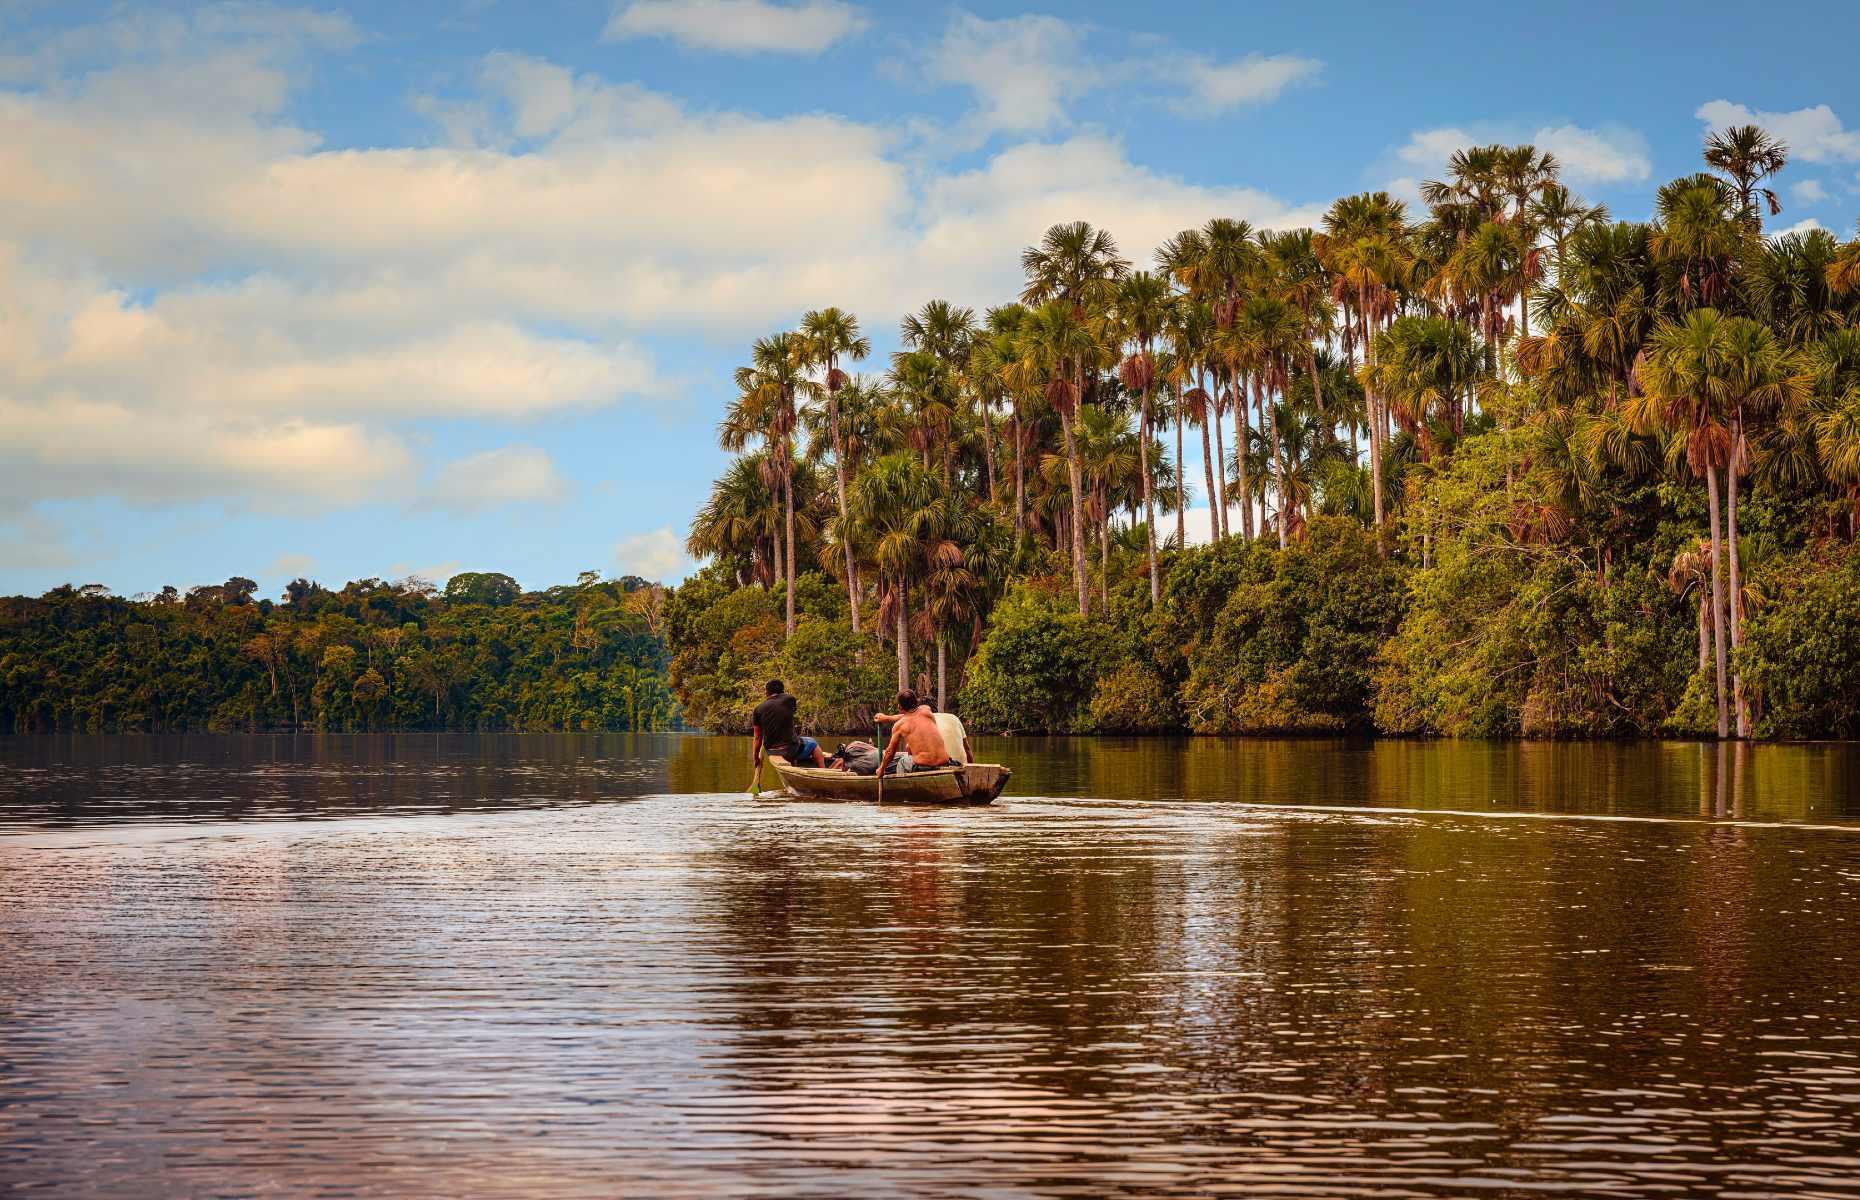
left=1792, top=179, right=1829, bottom=205
left=1172, top=53, right=1321, bottom=115
left=922, top=11, right=1090, bottom=138
left=916, top=12, right=1322, bottom=142
left=614, top=528, right=691, bottom=581
left=1391, top=122, right=1651, bottom=188
left=1696, top=100, right=1860, bottom=163
left=603, top=0, right=867, bottom=55
left=423, top=446, right=570, bottom=514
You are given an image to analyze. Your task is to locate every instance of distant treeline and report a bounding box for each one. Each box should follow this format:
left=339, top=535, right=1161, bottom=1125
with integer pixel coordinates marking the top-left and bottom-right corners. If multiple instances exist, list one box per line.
left=0, top=572, right=677, bottom=733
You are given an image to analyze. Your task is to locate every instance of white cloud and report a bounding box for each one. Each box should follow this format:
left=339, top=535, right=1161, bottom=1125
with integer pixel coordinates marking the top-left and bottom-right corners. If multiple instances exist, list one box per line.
left=424, top=446, right=569, bottom=513
left=1, top=19, right=1324, bottom=520
left=910, top=135, right=1323, bottom=304
left=923, top=11, right=1090, bottom=138
left=1531, top=124, right=1652, bottom=184
left=1394, top=123, right=1650, bottom=187
left=614, top=527, right=691, bottom=581
left=1174, top=54, right=1321, bottom=115
left=1769, top=217, right=1825, bottom=239
left=267, top=552, right=318, bottom=577
left=603, top=0, right=867, bottom=54
left=1792, top=179, right=1830, bottom=205
left=1696, top=101, right=1860, bottom=164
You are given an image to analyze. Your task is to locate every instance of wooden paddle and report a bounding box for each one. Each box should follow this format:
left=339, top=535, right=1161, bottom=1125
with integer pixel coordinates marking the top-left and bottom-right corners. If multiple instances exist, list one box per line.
left=746, top=751, right=764, bottom=796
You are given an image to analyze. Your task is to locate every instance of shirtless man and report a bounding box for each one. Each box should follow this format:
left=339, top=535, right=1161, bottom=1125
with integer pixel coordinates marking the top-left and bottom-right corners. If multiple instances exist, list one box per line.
left=876, top=689, right=951, bottom=775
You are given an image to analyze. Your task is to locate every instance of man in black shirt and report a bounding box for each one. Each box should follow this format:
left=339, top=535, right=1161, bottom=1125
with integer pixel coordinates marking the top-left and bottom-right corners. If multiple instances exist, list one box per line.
left=750, top=679, right=825, bottom=770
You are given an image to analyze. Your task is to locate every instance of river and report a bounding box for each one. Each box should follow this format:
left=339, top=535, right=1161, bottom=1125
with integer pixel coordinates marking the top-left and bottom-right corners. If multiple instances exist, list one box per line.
left=3, top=734, right=1858, bottom=1197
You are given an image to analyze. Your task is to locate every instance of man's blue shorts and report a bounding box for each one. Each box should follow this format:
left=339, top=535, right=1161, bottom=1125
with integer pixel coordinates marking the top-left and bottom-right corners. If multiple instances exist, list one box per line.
left=781, top=736, right=819, bottom=763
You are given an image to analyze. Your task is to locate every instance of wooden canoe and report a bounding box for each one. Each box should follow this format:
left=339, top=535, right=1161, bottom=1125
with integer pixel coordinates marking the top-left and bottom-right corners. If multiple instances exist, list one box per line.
left=767, top=757, right=1010, bottom=805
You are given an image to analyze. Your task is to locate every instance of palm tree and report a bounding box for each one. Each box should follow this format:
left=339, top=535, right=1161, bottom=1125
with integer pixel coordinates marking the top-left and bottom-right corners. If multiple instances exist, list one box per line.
left=799, top=307, right=871, bottom=635
left=901, top=300, right=980, bottom=489
left=688, top=452, right=818, bottom=589
left=1703, top=124, right=1788, bottom=231
left=1229, top=294, right=1302, bottom=547
left=1161, top=297, right=1220, bottom=545
left=1318, top=192, right=1411, bottom=538
left=1652, top=174, right=1746, bottom=311
left=725, top=332, right=811, bottom=636
left=1809, top=327, right=1860, bottom=536
left=965, top=330, right=1008, bottom=510
left=889, top=348, right=958, bottom=481
left=1668, top=539, right=1716, bottom=679
left=1156, top=351, right=1191, bottom=550
left=1019, top=300, right=1106, bottom=593
left=1716, top=316, right=1809, bottom=734
left=1437, top=220, right=1522, bottom=379
left=1021, top=223, right=1127, bottom=614
left=1076, top=404, right=1142, bottom=609
left=1261, top=228, right=1339, bottom=424
left=1494, top=145, right=1560, bottom=340
left=1530, top=183, right=1609, bottom=274
left=848, top=453, right=945, bottom=689
left=1115, top=271, right=1174, bottom=604
left=1830, top=228, right=1860, bottom=298
left=981, top=304, right=1035, bottom=545
left=1196, top=219, right=1260, bottom=538
left=1633, top=309, right=1739, bottom=737
left=1750, top=229, right=1855, bottom=346
left=1367, top=315, right=1481, bottom=455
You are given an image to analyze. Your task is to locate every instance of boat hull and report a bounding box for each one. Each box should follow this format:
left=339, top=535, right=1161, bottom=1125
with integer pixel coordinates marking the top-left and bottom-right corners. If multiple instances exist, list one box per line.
left=767, top=758, right=1009, bottom=805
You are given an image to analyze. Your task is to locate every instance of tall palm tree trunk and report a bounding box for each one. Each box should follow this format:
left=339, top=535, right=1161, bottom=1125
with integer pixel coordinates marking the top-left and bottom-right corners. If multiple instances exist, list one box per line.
left=770, top=475, right=785, bottom=595
left=1198, top=385, right=1219, bottom=544
left=1705, top=468, right=1730, bottom=739
left=783, top=460, right=797, bottom=638
left=1212, top=387, right=1229, bottom=540
left=1262, top=375, right=1287, bottom=548
left=1305, top=350, right=1325, bottom=419
left=895, top=585, right=910, bottom=691
left=1012, top=407, right=1026, bottom=547
left=1727, top=432, right=1748, bottom=738
left=1060, top=403, right=1089, bottom=616
left=828, top=389, right=859, bottom=636
left=936, top=633, right=946, bottom=711
left=1140, top=389, right=1160, bottom=606
left=981, top=409, right=998, bottom=507
left=1098, top=489, right=1110, bottom=612
left=1360, top=291, right=1385, bottom=536
left=1236, top=372, right=1254, bottom=540
left=1174, top=396, right=1186, bottom=551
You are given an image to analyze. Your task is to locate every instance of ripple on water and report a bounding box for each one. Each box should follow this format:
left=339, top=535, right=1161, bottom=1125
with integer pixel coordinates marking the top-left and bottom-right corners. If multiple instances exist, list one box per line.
left=2, top=737, right=1860, bottom=1196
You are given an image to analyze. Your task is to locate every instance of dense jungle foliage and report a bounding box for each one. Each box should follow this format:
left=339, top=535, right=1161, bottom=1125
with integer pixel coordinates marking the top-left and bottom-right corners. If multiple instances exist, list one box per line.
left=0, top=572, right=675, bottom=732
left=669, top=127, right=1860, bottom=740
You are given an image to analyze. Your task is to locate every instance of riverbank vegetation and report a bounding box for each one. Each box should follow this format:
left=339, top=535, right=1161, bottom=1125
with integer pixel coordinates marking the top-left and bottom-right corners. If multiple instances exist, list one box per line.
left=670, top=127, right=1860, bottom=740
left=0, top=573, right=675, bottom=732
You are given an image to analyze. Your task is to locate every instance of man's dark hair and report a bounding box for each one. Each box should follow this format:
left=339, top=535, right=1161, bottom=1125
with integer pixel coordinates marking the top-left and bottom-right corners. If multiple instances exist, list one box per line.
left=896, top=689, right=918, bottom=712
left=766, top=679, right=785, bottom=696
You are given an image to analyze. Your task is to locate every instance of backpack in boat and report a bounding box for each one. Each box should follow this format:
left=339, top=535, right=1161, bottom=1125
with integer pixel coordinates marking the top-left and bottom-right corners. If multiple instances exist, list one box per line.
left=836, top=740, right=881, bottom=776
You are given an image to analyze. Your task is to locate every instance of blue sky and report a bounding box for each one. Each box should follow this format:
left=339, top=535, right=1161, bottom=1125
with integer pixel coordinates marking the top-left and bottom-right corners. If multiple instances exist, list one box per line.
left=3, top=0, right=1856, bottom=598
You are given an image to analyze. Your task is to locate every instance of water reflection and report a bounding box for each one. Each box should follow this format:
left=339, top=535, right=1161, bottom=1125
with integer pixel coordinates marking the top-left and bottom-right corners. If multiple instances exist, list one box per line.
left=3, top=733, right=1857, bottom=830
left=2, top=737, right=1859, bottom=1195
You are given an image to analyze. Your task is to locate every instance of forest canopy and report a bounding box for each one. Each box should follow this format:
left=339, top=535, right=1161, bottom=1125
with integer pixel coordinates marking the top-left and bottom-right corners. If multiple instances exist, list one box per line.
left=0, top=572, right=675, bottom=733
left=668, top=127, right=1860, bottom=741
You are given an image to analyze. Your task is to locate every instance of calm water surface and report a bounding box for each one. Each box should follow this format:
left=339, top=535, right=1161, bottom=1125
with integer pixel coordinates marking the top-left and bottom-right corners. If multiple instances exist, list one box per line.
left=3, top=734, right=1859, bottom=1197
